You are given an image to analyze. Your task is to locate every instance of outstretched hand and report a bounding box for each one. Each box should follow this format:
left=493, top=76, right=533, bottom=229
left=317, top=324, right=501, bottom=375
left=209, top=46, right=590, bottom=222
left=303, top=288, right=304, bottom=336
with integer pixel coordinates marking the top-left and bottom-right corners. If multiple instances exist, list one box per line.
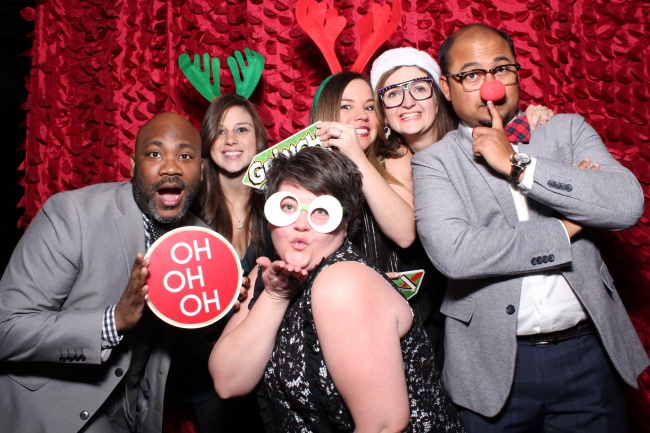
left=115, top=253, right=150, bottom=332
left=471, top=101, right=515, bottom=176
left=257, top=257, right=308, bottom=302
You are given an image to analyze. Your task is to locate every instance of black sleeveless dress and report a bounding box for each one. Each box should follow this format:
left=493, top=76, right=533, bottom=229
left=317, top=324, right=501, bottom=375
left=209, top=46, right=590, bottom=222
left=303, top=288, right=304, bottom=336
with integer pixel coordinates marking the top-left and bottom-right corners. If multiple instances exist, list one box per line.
left=351, top=205, right=447, bottom=365
left=262, top=240, right=465, bottom=433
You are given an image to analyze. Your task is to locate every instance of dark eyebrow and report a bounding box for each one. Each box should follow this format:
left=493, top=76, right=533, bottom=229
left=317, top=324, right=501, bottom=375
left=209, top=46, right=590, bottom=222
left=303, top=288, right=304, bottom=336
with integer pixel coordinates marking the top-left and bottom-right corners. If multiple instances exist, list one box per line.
left=219, top=122, right=253, bottom=129
left=177, top=142, right=196, bottom=150
left=341, top=97, right=374, bottom=104
left=144, top=141, right=196, bottom=150
left=458, top=61, right=480, bottom=71
left=458, top=56, right=513, bottom=72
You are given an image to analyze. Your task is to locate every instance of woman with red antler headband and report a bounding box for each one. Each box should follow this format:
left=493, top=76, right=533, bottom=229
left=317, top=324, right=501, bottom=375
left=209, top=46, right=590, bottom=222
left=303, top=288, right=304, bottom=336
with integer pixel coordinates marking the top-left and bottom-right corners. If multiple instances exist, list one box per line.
left=310, top=72, right=448, bottom=356
left=292, top=0, right=452, bottom=358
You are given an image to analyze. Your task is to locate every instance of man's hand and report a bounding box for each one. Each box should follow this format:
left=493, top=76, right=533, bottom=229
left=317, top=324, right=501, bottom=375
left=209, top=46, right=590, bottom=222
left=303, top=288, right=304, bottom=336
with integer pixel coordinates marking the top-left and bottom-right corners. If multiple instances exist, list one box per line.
left=115, top=253, right=150, bottom=332
left=232, top=274, right=251, bottom=312
left=573, top=157, right=600, bottom=171
left=561, top=157, right=601, bottom=239
left=471, top=101, right=515, bottom=176
left=560, top=219, right=583, bottom=239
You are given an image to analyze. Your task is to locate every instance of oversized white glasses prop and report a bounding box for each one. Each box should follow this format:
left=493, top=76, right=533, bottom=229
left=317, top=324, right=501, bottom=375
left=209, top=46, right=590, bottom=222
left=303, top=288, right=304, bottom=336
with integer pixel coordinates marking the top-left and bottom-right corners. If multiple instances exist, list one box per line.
left=264, top=192, right=344, bottom=234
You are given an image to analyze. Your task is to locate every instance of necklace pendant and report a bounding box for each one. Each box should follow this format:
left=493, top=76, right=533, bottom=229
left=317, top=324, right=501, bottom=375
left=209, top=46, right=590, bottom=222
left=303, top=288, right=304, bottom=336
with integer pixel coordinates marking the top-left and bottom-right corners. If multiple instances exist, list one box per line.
left=237, top=222, right=243, bottom=229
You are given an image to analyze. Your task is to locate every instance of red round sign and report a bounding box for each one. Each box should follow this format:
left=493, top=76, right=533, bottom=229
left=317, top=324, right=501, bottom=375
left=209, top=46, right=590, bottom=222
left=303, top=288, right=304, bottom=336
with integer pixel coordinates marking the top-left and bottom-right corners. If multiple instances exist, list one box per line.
left=144, top=227, right=242, bottom=329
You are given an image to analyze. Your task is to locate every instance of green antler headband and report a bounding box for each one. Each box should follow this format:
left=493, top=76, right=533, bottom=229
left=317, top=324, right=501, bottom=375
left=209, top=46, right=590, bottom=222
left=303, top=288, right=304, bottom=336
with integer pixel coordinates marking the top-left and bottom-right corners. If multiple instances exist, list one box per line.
left=178, top=48, right=265, bottom=101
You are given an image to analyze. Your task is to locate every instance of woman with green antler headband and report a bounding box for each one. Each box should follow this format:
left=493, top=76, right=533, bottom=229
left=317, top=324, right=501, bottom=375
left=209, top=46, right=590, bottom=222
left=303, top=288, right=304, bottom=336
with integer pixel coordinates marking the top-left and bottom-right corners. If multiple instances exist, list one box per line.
left=174, top=49, right=272, bottom=432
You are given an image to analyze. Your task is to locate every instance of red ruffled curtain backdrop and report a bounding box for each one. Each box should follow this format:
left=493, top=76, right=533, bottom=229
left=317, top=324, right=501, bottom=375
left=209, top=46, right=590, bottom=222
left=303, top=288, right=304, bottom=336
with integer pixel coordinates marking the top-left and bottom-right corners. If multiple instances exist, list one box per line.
left=19, top=0, right=649, bottom=431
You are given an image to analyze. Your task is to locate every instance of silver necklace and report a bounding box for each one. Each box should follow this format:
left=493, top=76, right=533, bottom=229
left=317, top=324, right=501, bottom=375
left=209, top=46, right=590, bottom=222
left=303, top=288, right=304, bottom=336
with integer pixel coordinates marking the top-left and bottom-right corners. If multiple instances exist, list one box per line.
left=227, top=201, right=244, bottom=230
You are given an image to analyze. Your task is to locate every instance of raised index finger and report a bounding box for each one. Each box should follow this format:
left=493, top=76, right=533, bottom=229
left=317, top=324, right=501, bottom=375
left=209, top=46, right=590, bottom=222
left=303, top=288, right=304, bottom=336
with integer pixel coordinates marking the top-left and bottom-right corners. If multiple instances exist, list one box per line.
left=487, top=101, right=504, bottom=131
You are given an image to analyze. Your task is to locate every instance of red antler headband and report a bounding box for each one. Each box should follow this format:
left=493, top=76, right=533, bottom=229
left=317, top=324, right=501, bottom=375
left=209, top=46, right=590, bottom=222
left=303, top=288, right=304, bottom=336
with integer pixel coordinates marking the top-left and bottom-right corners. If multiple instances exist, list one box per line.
left=297, top=0, right=402, bottom=110
left=295, top=0, right=402, bottom=75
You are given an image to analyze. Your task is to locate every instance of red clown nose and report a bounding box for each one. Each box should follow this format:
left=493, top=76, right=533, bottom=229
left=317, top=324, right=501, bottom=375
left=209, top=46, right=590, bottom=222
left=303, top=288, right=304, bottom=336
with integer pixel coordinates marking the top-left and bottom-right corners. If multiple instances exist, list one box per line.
left=479, top=80, right=506, bottom=102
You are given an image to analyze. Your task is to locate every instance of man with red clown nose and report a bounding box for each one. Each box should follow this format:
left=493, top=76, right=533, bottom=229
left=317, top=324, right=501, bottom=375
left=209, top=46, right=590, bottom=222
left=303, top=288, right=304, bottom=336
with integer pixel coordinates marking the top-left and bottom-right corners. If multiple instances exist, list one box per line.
left=412, top=23, right=648, bottom=432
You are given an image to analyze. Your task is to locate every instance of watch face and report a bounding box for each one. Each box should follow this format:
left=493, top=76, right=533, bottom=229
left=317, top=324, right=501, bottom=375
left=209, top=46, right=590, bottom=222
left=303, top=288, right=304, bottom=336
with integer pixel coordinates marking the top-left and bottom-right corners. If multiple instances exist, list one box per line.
left=513, top=153, right=531, bottom=165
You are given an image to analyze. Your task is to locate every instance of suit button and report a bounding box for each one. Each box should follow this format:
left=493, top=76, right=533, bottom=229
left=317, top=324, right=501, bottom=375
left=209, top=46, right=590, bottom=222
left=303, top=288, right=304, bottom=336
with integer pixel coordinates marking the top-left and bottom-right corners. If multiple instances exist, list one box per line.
left=537, top=256, right=543, bottom=264
left=542, top=255, right=549, bottom=263
left=548, top=254, right=555, bottom=262
left=59, top=356, right=66, bottom=362
left=565, top=184, right=573, bottom=192
left=548, top=180, right=556, bottom=188
left=80, top=411, right=90, bottom=420
left=506, top=305, right=516, bottom=315
left=115, top=368, right=124, bottom=377
left=531, top=257, right=537, bottom=265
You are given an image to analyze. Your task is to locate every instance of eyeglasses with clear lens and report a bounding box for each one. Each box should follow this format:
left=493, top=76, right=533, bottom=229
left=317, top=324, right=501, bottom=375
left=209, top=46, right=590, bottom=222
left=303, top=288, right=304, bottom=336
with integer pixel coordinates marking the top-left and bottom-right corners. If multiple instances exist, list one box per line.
left=264, top=192, right=345, bottom=234
left=378, top=77, right=434, bottom=108
left=445, top=63, right=520, bottom=91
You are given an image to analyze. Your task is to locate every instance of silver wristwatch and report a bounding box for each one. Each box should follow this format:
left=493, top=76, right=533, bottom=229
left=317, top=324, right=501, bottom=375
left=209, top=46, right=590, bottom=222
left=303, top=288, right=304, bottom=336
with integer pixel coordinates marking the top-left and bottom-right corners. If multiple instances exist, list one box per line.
left=508, top=153, right=531, bottom=183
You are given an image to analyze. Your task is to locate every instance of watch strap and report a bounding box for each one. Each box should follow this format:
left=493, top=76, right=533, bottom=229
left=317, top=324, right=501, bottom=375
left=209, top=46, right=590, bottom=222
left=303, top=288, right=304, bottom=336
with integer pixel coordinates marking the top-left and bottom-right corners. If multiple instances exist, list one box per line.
left=508, top=164, right=525, bottom=183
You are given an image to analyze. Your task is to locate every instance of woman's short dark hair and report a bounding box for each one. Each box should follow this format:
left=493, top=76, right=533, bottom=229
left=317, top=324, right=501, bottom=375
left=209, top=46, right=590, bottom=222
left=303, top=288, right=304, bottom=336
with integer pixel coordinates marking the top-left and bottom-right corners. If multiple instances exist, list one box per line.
left=264, top=147, right=364, bottom=237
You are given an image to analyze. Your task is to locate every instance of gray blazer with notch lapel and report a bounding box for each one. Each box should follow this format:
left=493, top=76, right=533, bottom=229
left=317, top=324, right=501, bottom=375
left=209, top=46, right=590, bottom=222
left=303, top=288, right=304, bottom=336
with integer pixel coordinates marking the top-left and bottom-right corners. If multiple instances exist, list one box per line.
left=0, top=181, right=206, bottom=433
left=411, top=113, right=649, bottom=417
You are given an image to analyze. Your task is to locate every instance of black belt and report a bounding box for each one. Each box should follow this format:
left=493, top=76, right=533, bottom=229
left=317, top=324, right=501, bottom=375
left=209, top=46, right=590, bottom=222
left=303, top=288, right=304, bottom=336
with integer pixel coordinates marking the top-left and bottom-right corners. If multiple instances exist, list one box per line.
left=517, top=320, right=595, bottom=345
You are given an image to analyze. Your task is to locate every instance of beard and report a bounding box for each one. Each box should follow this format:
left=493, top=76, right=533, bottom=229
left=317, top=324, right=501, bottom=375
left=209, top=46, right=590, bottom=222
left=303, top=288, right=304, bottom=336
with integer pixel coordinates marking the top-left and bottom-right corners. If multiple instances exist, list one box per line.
left=131, top=173, right=199, bottom=225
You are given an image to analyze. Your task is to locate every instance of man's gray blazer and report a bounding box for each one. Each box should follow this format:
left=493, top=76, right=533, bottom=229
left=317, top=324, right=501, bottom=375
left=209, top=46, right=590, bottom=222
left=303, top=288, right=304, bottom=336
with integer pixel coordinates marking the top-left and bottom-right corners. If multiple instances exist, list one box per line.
left=0, top=181, right=206, bottom=432
left=411, top=114, right=649, bottom=417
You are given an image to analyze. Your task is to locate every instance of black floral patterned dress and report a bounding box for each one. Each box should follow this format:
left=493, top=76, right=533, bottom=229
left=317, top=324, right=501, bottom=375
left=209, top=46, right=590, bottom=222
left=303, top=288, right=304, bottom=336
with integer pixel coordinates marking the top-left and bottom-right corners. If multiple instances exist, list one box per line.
left=262, top=240, right=465, bottom=433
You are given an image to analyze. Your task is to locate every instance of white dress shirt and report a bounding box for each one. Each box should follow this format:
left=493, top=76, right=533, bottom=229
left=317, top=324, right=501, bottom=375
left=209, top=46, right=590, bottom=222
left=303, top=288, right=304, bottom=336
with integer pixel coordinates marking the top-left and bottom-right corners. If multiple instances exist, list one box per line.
left=511, top=145, right=588, bottom=335
left=464, top=124, right=588, bottom=334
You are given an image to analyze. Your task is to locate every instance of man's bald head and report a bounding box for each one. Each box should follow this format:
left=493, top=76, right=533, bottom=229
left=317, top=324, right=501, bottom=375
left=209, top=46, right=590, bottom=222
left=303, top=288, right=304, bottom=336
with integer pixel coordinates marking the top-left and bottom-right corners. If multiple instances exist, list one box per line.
left=131, top=112, right=203, bottom=224
left=439, top=24, right=516, bottom=75
left=135, top=112, right=201, bottom=154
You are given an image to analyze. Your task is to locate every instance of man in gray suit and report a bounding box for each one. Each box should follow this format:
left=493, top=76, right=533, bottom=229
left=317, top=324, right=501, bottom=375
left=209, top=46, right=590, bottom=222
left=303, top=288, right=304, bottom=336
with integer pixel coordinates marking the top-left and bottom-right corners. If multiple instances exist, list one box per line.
left=0, top=112, right=208, bottom=432
left=412, top=24, right=649, bottom=432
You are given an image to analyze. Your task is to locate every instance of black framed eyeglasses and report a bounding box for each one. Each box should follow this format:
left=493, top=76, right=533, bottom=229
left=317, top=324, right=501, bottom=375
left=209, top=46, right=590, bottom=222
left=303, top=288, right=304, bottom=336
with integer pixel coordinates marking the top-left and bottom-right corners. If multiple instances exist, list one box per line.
left=378, top=77, right=434, bottom=108
left=445, top=63, right=520, bottom=91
